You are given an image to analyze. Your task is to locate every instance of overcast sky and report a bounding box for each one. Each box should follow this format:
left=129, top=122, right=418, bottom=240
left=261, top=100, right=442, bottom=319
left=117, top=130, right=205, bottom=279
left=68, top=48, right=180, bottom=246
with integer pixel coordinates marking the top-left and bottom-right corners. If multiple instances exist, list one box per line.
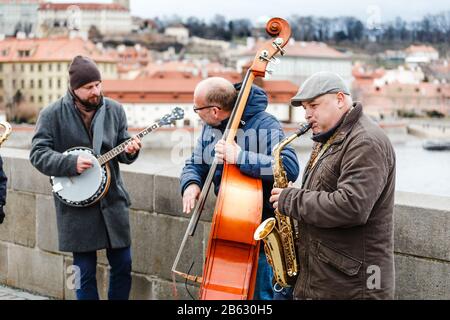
left=57, top=0, right=449, bottom=22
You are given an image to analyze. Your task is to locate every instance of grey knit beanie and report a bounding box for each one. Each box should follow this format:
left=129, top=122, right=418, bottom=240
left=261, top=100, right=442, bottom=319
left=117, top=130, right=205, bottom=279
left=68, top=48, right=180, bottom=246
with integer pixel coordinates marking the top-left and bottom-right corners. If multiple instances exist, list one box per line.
left=68, top=55, right=101, bottom=90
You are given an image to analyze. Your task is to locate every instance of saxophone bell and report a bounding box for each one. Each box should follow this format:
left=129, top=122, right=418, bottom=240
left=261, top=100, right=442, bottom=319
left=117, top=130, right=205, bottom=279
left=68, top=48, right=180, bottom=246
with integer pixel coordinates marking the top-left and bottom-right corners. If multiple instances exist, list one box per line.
left=254, top=217, right=276, bottom=241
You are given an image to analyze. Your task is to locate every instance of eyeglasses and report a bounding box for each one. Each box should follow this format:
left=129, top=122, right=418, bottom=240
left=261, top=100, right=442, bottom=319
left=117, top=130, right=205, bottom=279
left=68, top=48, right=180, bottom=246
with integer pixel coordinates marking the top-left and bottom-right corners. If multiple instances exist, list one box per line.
left=193, top=105, right=221, bottom=113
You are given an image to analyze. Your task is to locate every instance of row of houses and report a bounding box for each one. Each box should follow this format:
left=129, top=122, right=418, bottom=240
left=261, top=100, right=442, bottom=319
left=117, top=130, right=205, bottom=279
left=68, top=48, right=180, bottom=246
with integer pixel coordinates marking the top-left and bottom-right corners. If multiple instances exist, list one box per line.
left=0, top=36, right=307, bottom=126
left=380, top=45, right=440, bottom=66
left=353, top=64, right=450, bottom=117
left=1, top=33, right=447, bottom=126
left=0, top=0, right=132, bottom=38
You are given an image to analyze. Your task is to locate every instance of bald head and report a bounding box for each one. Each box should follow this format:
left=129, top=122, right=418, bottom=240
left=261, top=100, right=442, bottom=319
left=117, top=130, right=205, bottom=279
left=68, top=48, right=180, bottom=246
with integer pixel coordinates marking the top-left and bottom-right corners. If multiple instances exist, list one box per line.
left=194, top=77, right=237, bottom=111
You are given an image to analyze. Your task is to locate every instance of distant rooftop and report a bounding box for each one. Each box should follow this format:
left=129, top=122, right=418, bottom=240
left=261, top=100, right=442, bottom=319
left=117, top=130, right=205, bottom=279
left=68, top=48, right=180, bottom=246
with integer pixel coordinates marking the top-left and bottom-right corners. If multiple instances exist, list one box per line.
left=103, top=78, right=298, bottom=103
left=38, top=2, right=128, bottom=11
left=0, top=36, right=116, bottom=63
left=405, top=45, right=438, bottom=54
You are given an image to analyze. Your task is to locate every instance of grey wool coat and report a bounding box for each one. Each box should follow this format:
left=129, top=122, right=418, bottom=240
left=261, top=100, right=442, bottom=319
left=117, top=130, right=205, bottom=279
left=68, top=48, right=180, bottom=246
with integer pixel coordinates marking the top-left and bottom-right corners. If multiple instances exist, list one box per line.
left=30, top=92, right=138, bottom=253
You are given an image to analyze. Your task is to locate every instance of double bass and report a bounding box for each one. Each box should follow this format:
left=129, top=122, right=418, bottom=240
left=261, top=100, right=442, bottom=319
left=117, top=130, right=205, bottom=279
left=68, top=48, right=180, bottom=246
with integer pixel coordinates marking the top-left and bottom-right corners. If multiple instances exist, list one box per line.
left=172, top=17, right=292, bottom=300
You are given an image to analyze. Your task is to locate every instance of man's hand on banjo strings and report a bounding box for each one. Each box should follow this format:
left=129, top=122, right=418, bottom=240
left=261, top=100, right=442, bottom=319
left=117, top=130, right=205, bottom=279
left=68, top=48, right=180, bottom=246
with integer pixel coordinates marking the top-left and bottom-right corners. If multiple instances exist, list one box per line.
left=76, top=155, right=93, bottom=174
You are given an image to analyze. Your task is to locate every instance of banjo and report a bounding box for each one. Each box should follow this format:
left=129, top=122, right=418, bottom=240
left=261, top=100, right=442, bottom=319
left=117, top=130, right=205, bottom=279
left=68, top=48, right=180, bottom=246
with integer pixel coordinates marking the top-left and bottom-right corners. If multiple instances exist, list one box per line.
left=51, top=107, right=184, bottom=207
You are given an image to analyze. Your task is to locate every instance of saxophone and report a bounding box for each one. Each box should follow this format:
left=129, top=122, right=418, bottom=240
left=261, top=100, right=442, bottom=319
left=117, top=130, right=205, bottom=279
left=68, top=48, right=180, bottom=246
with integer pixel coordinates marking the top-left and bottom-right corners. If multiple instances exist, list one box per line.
left=254, top=122, right=311, bottom=288
left=0, top=121, right=12, bottom=146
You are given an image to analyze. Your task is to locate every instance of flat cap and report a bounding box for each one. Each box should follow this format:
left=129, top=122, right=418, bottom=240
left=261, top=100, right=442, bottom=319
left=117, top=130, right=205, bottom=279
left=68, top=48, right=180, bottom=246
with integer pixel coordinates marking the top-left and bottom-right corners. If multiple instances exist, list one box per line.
left=291, top=71, right=350, bottom=106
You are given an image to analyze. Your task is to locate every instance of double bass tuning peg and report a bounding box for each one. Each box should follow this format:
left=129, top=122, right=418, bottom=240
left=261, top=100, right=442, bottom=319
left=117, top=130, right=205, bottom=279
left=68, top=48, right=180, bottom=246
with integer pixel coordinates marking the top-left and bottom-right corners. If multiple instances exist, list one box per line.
left=259, top=50, right=271, bottom=62
left=273, top=38, right=286, bottom=56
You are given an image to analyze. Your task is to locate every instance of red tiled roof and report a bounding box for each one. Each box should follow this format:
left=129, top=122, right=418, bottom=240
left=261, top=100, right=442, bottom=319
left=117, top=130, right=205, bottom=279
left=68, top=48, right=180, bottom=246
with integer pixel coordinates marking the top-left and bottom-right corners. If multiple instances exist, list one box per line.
left=103, top=79, right=200, bottom=93
left=104, top=78, right=298, bottom=94
left=139, top=70, right=241, bottom=83
left=0, top=37, right=116, bottom=63
left=405, top=45, right=438, bottom=54
left=102, top=78, right=298, bottom=103
left=262, top=80, right=298, bottom=93
left=138, top=61, right=237, bottom=80
left=208, top=71, right=241, bottom=82
left=39, top=2, right=128, bottom=11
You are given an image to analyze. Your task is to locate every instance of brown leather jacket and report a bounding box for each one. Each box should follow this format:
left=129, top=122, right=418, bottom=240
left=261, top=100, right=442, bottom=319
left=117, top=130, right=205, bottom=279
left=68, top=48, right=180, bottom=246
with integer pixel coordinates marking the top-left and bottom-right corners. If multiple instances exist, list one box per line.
left=278, top=103, right=396, bottom=299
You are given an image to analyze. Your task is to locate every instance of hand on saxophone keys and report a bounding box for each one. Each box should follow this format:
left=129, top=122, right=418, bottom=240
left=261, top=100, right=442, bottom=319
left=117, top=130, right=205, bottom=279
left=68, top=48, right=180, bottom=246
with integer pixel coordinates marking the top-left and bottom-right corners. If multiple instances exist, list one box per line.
left=270, top=181, right=294, bottom=210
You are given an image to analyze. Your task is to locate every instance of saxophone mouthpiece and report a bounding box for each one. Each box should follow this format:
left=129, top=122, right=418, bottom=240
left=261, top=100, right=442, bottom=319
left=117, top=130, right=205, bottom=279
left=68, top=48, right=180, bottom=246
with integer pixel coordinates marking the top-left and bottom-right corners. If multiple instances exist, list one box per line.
left=296, top=122, right=312, bottom=136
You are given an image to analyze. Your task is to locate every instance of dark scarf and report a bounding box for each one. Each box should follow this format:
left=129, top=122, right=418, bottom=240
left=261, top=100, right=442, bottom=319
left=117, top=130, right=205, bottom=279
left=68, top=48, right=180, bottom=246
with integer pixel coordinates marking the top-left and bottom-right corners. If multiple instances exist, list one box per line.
left=311, top=110, right=347, bottom=144
left=69, top=89, right=103, bottom=135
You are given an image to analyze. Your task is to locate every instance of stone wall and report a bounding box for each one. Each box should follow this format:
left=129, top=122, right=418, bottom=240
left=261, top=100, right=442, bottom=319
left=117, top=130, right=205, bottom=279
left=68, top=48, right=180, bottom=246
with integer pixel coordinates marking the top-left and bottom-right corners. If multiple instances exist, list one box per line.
left=0, top=150, right=449, bottom=300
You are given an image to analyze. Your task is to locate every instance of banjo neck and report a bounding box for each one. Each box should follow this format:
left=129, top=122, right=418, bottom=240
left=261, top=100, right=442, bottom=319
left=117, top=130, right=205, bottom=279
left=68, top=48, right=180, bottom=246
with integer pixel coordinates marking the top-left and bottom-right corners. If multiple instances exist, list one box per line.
left=97, top=122, right=160, bottom=166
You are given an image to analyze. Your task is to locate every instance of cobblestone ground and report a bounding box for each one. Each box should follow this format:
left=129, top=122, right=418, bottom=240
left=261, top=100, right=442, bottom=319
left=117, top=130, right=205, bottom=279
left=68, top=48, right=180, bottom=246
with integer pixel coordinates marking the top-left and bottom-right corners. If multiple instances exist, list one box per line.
left=0, top=285, right=50, bottom=300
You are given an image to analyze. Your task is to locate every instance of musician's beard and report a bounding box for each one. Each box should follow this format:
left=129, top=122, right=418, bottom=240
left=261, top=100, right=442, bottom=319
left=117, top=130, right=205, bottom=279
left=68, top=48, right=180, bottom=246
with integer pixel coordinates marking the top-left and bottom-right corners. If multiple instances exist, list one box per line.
left=79, top=94, right=103, bottom=110
left=70, top=88, right=103, bottom=110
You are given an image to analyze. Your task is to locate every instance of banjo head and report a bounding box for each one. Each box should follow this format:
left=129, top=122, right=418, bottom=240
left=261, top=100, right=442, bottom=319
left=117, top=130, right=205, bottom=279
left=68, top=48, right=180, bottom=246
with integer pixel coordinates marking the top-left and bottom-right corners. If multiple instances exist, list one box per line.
left=51, top=147, right=108, bottom=206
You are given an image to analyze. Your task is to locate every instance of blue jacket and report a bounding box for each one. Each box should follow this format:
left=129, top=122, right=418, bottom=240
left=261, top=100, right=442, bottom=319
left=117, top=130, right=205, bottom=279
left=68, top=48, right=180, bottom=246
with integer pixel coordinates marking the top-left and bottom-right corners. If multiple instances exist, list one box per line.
left=180, top=84, right=300, bottom=220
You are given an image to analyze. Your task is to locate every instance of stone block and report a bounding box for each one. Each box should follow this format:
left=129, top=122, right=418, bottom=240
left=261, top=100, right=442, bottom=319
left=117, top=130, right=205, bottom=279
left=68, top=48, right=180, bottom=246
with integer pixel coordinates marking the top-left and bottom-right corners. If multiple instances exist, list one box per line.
left=2, top=156, right=12, bottom=190
left=152, top=277, right=199, bottom=300
left=395, top=254, right=450, bottom=300
left=130, top=210, right=204, bottom=281
left=394, top=204, right=450, bottom=261
left=10, top=157, right=51, bottom=196
left=122, top=170, right=153, bottom=212
left=129, top=273, right=153, bottom=300
left=7, top=244, right=64, bottom=299
left=395, top=191, right=450, bottom=212
left=0, top=242, right=7, bottom=284
left=0, top=191, right=36, bottom=247
left=154, top=175, right=183, bottom=216
left=154, top=174, right=215, bottom=221
left=36, top=194, right=59, bottom=253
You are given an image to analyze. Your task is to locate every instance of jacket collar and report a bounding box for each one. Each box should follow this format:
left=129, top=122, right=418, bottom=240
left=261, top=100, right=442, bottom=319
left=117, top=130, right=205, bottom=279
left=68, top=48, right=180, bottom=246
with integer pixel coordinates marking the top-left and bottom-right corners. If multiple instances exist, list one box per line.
left=330, top=102, right=362, bottom=146
left=62, top=91, right=74, bottom=108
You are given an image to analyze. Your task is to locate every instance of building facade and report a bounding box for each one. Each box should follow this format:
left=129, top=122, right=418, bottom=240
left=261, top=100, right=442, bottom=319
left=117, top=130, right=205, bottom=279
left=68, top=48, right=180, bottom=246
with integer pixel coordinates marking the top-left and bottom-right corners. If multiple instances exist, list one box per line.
left=0, top=0, right=42, bottom=36
left=102, top=77, right=301, bottom=128
left=236, top=40, right=353, bottom=88
left=0, top=36, right=117, bottom=122
left=37, top=2, right=132, bottom=38
left=405, top=45, right=439, bottom=65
